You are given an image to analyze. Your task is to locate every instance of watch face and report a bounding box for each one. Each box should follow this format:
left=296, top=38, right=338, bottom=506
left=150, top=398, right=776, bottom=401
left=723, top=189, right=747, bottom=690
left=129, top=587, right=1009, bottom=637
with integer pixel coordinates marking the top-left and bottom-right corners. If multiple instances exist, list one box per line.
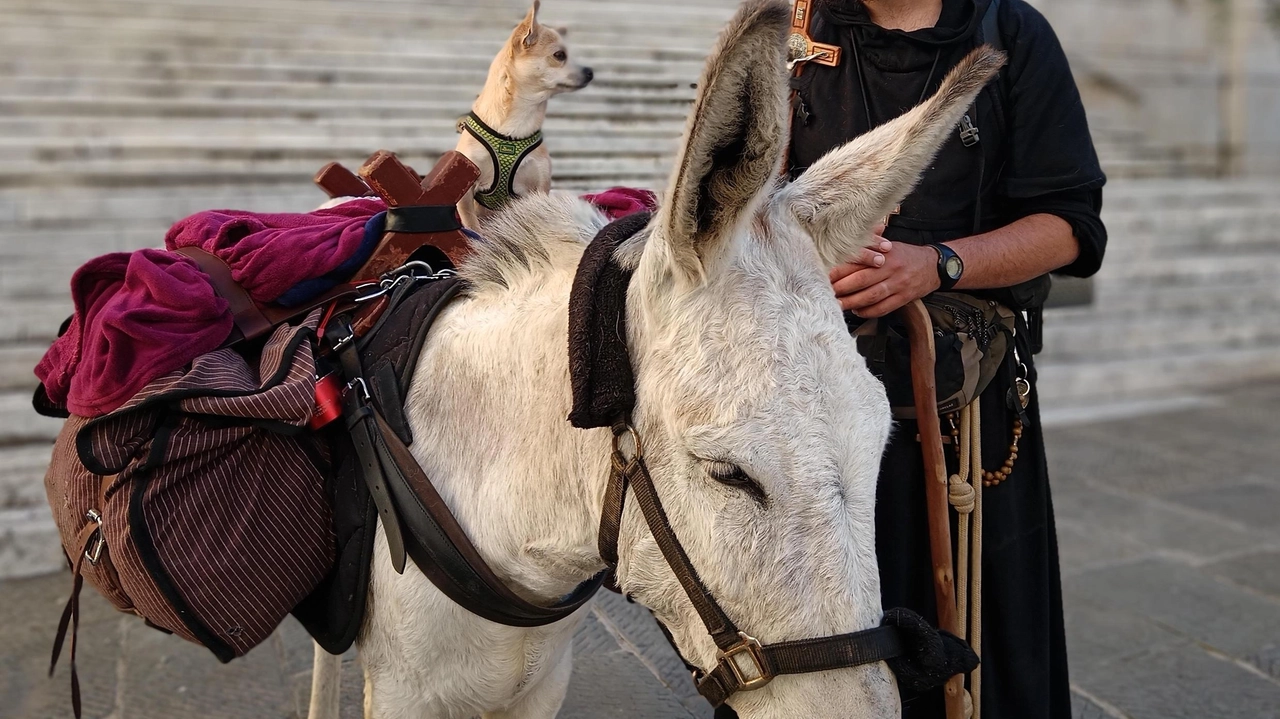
left=944, top=255, right=963, bottom=280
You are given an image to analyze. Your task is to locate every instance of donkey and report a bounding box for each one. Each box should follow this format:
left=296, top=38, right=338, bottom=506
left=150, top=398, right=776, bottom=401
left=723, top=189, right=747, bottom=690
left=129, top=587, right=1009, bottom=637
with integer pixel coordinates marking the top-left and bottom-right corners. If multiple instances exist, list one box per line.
left=309, top=1, right=1003, bottom=717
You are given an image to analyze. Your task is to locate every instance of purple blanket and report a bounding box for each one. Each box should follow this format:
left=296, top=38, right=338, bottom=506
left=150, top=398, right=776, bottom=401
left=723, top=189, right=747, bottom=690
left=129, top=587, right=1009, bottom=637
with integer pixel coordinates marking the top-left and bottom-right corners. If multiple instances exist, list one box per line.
left=36, top=192, right=656, bottom=418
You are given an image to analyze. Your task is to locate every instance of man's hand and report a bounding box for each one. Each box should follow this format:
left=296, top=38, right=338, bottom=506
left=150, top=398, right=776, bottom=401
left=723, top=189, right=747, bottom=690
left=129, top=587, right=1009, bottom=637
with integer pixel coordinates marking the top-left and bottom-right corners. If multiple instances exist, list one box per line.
left=830, top=237, right=941, bottom=318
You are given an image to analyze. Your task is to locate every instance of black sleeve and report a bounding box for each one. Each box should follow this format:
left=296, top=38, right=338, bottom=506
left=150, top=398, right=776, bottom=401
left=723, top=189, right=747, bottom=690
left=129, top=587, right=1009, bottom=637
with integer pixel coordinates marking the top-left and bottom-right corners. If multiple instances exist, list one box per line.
left=995, top=0, right=1108, bottom=278
left=999, top=0, right=1106, bottom=199
left=1001, top=188, right=1107, bottom=278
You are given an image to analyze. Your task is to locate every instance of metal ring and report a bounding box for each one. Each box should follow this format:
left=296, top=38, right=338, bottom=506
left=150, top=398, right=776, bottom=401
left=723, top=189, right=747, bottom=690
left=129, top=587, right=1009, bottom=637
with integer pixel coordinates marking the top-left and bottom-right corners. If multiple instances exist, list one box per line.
left=611, top=423, right=643, bottom=461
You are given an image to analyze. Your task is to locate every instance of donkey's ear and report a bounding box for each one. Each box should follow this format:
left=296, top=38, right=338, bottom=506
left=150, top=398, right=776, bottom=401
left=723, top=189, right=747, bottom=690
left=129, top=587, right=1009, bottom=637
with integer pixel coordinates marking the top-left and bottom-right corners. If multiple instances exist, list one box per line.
left=653, top=0, right=791, bottom=280
left=782, top=47, right=1006, bottom=269
left=518, top=0, right=542, bottom=48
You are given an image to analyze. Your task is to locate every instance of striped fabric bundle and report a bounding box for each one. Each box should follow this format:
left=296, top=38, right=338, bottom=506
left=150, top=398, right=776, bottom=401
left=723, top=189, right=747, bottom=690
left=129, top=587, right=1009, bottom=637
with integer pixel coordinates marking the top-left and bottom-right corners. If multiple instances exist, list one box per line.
left=44, top=312, right=335, bottom=662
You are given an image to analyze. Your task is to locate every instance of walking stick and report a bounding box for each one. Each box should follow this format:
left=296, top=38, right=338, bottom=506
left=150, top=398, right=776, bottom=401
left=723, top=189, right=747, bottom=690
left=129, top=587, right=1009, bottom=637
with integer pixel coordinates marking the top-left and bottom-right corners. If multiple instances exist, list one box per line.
left=898, top=300, right=967, bottom=719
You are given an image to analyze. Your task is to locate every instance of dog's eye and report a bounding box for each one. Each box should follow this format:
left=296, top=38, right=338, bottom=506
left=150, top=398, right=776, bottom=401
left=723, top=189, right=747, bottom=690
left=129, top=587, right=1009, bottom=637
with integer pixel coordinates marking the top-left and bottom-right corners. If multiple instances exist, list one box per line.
left=705, top=461, right=766, bottom=502
left=553, top=50, right=567, bottom=62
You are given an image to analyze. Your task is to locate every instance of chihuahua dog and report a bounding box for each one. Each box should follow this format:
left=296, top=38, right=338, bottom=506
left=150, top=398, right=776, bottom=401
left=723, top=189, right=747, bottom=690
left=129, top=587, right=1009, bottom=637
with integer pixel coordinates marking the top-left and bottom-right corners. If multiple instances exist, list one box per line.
left=455, top=0, right=592, bottom=228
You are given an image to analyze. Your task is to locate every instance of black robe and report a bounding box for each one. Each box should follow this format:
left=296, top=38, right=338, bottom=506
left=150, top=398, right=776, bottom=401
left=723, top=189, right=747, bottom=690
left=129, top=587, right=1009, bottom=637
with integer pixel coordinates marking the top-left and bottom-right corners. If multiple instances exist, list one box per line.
left=785, top=1, right=1106, bottom=718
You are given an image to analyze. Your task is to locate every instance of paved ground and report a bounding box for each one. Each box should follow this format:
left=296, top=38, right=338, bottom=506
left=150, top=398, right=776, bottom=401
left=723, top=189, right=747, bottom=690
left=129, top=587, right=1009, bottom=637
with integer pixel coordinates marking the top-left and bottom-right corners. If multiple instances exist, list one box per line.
left=3, top=382, right=1279, bottom=718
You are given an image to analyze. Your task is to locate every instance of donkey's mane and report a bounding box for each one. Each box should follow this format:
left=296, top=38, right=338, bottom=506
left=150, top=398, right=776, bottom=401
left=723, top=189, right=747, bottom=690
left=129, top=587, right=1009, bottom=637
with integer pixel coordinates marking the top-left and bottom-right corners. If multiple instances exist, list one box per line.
left=460, top=192, right=613, bottom=291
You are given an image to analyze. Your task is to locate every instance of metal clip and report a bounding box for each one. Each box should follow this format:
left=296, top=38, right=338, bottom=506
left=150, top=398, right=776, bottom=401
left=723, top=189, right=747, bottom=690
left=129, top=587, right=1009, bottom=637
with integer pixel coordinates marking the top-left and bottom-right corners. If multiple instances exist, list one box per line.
left=959, top=115, right=980, bottom=147
left=84, top=509, right=106, bottom=565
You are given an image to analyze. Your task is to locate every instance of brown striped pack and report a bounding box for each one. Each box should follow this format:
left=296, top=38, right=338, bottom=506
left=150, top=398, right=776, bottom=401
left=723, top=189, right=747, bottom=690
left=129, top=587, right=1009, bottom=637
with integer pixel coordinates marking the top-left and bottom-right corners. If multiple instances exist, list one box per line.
left=44, top=312, right=335, bottom=665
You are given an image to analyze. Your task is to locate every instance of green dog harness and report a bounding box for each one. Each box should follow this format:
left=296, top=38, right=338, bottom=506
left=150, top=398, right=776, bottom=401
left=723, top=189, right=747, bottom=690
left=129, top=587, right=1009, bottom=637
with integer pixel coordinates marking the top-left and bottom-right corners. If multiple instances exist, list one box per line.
left=458, top=112, right=544, bottom=212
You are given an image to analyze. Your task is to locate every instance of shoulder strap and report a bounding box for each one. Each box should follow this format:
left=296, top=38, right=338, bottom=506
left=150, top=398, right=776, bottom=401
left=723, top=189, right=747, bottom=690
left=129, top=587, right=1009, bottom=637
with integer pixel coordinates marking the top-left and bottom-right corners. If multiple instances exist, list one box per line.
left=981, top=0, right=1003, bottom=53
left=977, top=0, right=1008, bottom=139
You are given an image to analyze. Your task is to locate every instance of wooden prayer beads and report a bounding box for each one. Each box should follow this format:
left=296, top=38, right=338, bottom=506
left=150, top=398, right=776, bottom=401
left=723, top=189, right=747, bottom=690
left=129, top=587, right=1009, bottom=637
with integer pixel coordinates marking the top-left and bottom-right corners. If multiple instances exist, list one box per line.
left=947, top=414, right=1024, bottom=488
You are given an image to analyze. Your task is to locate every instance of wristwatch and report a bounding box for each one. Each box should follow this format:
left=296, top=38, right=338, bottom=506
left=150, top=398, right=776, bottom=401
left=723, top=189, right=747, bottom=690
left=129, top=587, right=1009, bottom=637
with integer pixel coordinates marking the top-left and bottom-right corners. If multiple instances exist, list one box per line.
left=929, top=243, right=964, bottom=291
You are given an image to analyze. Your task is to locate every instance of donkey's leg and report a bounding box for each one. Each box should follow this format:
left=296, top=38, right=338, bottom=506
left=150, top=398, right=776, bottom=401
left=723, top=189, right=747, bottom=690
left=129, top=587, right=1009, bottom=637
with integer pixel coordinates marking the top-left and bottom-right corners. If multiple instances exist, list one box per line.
left=481, top=646, right=574, bottom=719
left=309, top=641, right=343, bottom=719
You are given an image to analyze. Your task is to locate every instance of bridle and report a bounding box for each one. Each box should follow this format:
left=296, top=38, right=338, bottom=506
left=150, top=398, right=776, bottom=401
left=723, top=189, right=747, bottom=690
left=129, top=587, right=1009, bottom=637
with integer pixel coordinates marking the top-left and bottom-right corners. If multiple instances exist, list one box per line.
left=596, top=422, right=905, bottom=705
left=572, top=211, right=907, bottom=707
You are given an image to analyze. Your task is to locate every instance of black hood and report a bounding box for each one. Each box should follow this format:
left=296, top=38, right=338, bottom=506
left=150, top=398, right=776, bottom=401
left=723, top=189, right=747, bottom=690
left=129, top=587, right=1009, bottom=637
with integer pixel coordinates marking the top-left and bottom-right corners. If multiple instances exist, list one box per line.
left=820, top=0, right=989, bottom=47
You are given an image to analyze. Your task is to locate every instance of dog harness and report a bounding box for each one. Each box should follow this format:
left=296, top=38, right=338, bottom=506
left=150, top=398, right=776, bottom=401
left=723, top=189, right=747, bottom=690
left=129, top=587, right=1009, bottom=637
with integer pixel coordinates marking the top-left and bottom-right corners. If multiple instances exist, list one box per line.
left=458, top=112, right=544, bottom=212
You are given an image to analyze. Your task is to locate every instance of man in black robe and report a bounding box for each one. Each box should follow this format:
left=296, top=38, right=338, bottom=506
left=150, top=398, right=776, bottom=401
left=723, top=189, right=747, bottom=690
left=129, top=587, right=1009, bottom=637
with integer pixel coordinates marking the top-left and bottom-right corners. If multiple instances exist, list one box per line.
left=757, top=0, right=1105, bottom=717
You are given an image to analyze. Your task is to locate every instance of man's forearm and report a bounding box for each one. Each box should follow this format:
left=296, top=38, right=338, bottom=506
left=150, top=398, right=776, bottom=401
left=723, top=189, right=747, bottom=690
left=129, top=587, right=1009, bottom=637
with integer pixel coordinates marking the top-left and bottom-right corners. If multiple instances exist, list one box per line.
left=947, top=213, right=1080, bottom=290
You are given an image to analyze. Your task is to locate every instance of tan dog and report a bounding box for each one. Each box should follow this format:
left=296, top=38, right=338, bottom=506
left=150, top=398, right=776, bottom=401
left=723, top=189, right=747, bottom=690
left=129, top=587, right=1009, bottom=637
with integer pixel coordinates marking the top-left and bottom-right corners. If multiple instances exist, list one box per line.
left=455, top=0, right=592, bottom=229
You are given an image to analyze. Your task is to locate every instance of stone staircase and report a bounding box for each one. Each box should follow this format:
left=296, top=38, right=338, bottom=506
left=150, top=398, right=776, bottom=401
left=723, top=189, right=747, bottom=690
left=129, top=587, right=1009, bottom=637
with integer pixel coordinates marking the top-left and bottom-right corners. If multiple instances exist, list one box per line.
left=0, top=0, right=733, bottom=577
left=1039, top=179, right=1280, bottom=410
left=2, top=0, right=1279, bottom=577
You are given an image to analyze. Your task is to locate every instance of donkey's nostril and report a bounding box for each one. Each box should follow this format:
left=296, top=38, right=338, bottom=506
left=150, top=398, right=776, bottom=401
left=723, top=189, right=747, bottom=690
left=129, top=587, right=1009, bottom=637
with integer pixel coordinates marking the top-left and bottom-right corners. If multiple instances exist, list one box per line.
left=582, top=67, right=594, bottom=83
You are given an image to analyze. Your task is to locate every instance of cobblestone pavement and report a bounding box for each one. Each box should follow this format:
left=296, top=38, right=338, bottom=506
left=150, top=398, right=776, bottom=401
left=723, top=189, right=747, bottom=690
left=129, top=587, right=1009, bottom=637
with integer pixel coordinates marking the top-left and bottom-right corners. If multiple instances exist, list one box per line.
left=3, top=383, right=1278, bottom=719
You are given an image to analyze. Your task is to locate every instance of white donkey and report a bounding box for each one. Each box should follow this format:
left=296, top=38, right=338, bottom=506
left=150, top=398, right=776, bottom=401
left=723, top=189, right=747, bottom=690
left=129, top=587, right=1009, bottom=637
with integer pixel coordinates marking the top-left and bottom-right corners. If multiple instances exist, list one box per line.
left=310, top=1, right=1003, bottom=717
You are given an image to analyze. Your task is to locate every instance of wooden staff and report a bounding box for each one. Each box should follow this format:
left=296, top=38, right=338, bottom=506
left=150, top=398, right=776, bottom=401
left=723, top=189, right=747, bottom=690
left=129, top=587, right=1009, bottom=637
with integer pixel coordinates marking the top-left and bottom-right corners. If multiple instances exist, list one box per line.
left=898, top=299, right=966, bottom=719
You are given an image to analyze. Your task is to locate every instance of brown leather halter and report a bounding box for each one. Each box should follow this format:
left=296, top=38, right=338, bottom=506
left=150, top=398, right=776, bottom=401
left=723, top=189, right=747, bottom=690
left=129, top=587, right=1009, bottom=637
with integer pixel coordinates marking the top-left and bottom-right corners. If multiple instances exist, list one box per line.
left=596, top=422, right=905, bottom=705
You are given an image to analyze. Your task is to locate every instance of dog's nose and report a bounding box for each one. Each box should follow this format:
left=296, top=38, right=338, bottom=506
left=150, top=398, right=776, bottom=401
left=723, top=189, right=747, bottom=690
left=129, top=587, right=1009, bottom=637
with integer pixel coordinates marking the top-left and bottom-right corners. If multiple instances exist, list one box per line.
left=582, top=67, right=594, bottom=84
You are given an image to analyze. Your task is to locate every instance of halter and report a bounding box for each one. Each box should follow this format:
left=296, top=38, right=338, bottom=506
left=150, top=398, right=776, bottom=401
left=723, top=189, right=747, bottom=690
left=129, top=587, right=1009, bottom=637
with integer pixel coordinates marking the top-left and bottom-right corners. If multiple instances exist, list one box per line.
left=597, top=421, right=906, bottom=705
left=567, top=212, right=965, bottom=707
left=457, top=112, right=544, bottom=211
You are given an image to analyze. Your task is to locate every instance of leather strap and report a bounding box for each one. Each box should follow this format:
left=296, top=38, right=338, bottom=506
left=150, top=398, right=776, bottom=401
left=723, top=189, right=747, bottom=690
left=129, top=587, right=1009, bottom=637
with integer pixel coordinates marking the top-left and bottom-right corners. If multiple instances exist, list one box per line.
left=325, top=284, right=603, bottom=626
left=696, top=625, right=904, bottom=706
left=385, top=205, right=461, bottom=234
left=49, top=522, right=103, bottom=719
left=173, top=246, right=274, bottom=341
left=600, top=422, right=905, bottom=706
left=371, top=412, right=603, bottom=626
left=331, top=318, right=409, bottom=574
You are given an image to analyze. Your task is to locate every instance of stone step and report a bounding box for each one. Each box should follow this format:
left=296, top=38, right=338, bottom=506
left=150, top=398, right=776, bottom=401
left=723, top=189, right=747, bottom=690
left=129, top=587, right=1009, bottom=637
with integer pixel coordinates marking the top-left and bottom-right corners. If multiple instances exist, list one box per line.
left=0, top=0, right=735, bottom=30
left=0, top=391, right=65, bottom=445
left=0, top=444, right=55, bottom=510
left=0, top=18, right=725, bottom=52
left=3, top=163, right=671, bottom=193
left=1037, top=344, right=1280, bottom=408
left=0, top=96, right=693, bottom=124
left=1041, top=311, right=1280, bottom=363
left=0, top=298, right=74, bottom=343
left=0, top=343, right=47, bottom=391
left=0, top=76, right=699, bottom=104
left=1093, top=252, right=1280, bottom=289
left=0, top=134, right=686, bottom=167
left=0, top=57, right=696, bottom=88
left=0, top=505, right=64, bottom=579
left=0, top=116, right=688, bottom=149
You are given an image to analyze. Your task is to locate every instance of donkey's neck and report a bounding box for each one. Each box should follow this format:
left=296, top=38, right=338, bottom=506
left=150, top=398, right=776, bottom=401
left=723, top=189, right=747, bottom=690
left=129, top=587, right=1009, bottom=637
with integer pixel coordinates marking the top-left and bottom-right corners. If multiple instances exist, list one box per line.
left=403, top=250, right=611, bottom=603
left=472, top=67, right=550, bottom=140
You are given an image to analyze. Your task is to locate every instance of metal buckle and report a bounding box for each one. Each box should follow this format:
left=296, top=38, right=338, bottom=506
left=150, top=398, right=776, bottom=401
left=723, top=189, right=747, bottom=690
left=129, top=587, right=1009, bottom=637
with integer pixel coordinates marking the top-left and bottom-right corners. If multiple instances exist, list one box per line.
left=719, top=632, right=772, bottom=691
left=84, top=510, right=106, bottom=565
left=346, top=377, right=372, bottom=403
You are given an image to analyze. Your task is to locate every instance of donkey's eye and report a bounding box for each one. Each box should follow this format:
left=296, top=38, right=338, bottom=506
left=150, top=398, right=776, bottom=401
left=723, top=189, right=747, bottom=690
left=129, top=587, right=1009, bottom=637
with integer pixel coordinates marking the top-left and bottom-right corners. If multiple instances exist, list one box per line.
left=704, top=461, right=766, bottom=502
left=553, top=50, right=567, bottom=62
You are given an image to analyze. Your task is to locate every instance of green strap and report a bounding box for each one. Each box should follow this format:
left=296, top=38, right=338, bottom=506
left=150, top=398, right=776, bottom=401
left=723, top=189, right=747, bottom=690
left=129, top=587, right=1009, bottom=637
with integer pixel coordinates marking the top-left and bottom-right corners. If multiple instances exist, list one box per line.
left=458, top=112, right=544, bottom=211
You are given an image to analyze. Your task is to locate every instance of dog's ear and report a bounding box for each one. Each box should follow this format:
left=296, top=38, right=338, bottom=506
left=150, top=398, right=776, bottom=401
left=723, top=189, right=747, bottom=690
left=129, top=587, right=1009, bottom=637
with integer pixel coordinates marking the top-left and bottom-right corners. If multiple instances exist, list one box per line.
left=780, top=46, right=1005, bottom=270
left=556, top=26, right=569, bottom=37
left=647, top=0, right=790, bottom=282
left=518, top=0, right=542, bottom=48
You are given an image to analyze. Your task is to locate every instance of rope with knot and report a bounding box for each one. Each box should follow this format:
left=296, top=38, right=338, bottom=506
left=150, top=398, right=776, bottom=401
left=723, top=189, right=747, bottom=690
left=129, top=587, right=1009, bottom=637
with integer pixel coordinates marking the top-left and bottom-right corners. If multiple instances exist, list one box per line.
left=947, top=402, right=983, bottom=718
